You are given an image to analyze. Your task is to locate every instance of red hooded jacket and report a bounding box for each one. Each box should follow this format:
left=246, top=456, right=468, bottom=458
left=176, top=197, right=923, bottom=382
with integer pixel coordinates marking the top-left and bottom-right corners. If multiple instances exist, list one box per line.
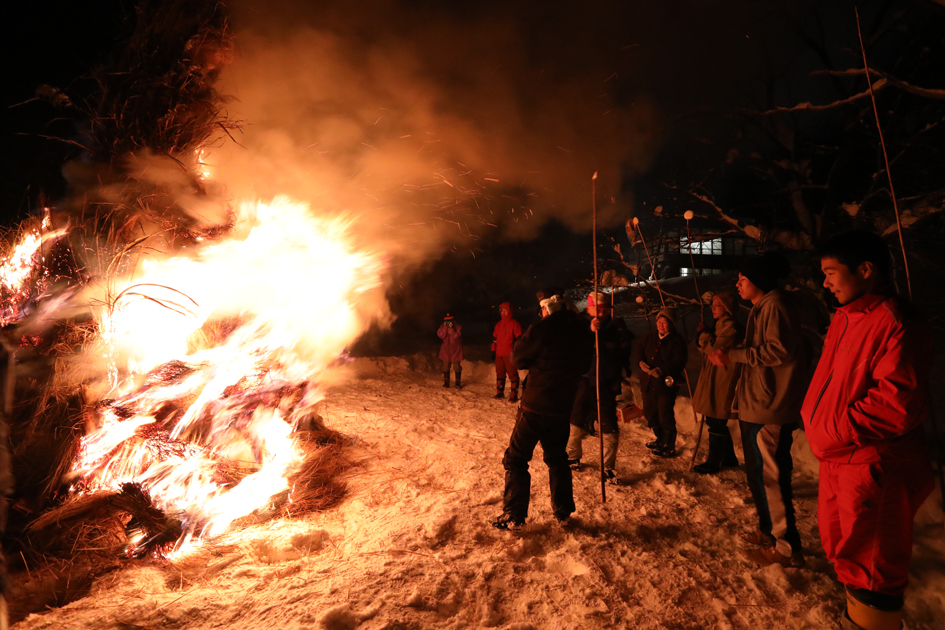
left=801, top=292, right=932, bottom=464
left=493, top=309, right=522, bottom=358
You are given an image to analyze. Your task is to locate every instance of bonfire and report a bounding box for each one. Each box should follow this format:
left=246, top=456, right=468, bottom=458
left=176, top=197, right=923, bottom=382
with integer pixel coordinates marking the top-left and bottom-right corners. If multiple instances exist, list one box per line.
left=1, top=2, right=389, bottom=618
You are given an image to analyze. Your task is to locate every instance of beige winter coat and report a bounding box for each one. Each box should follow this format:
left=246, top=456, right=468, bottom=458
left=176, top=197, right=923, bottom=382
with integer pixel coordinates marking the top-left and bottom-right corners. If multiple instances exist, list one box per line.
left=729, top=290, right=810, bottom=425
left=692, top=315, right=743, bottom=419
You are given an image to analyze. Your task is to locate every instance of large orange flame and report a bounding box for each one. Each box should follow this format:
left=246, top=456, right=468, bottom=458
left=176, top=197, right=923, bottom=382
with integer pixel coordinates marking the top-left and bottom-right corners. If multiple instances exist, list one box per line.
left=67, top=196, right=387, bottom=555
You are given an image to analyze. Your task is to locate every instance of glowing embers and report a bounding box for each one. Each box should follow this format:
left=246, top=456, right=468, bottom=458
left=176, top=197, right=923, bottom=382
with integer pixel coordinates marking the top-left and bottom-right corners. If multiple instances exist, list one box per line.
left=0, top=219, right=68, bottom=326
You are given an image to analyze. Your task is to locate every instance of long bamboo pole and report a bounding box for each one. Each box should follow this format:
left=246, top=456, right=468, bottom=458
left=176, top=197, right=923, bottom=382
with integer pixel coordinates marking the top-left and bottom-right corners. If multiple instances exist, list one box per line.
left=855, top=7, right=912, bottom=300
left=592, top=172, right=606, bottom=502
left=634, top=218, right=695, bottom=457
left=683, top=212, right=703, bottom=322
left=684, top=210, right=707, bottom=470
left=856, top=8, right=942, bottom=507
left=632, top=218, right=666, bottom=309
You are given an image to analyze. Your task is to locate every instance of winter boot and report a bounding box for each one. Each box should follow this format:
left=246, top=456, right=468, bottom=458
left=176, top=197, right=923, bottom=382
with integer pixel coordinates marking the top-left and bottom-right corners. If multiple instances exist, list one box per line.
left=443, top=371, right=450, bottom=388
left=844, top=588, right=905, bottom=630
left=508, top=381, right=519, bottom=403
left=454, top=370, right=462, bottom=389
left=693, top=432, right=726, bottom=474
left=491, top=513, right=525, bottom=531
left=494, top=377, right=506, bottom=399
left=645, top=428, right=662, bottom=451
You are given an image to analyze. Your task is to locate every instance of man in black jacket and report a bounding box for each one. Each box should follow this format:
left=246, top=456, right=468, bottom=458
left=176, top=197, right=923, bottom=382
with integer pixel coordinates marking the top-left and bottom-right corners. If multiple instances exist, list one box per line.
left=492, top=288, right=592, bottom=530
left=639, top=309, right=688, bottom=457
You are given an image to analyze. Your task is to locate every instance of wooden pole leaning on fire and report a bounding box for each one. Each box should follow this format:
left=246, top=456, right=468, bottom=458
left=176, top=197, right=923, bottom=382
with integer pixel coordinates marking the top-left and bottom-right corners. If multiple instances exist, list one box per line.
left=592, top=172, right=606, bottom=503
left=631, top=217, right=696, bottom=450
left=683, top=209, right=709, bottom=471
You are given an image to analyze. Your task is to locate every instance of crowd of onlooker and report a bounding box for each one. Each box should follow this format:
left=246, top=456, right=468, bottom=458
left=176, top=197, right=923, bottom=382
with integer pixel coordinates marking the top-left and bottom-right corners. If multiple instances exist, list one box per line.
left=435, top=231, right=933, bottom=630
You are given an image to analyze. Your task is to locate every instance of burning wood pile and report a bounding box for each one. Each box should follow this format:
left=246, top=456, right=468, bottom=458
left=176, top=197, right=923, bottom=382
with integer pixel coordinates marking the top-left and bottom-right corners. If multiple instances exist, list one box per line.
left=1, top=0, right=387, bottom=619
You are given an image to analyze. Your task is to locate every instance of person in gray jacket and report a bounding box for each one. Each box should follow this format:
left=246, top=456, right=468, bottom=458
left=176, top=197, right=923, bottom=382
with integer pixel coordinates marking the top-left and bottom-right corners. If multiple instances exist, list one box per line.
left=709, top=252, right=809, bottom=568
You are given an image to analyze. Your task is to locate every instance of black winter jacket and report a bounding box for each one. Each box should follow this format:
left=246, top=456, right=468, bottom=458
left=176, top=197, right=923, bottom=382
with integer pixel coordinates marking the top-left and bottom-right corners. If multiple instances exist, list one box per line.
left=639, top=329, right=688, bottom=394
left=512, top=309, right=593, bottom=417
left=582, top=314, right=634, bottom=386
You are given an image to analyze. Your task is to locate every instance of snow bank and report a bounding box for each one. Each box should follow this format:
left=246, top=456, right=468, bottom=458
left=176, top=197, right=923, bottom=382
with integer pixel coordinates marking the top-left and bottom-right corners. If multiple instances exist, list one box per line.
left=15, top=358, right=944, bottom=630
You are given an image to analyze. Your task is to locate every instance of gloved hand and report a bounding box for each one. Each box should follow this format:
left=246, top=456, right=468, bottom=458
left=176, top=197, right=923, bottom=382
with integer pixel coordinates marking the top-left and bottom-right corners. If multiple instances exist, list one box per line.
left=491, top=341, right=496, bottom=352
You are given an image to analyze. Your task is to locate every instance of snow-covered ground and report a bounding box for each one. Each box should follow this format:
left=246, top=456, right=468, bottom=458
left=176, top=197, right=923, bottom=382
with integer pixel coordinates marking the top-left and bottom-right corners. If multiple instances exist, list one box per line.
left=14, top=357, right=945, bottom=630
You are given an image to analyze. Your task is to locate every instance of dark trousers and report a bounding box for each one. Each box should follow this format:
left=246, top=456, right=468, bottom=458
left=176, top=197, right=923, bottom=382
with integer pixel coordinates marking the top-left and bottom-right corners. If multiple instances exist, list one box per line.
left=741, top=421, right=801, bottom=556
left=495, top=355, right=519, bottom=384
left=706, top=415, right=730, bottom=436
left=502, top=409, right=575, bottom=521
left=642, top=388, right=677, bottom=449
left=441, top=360, right=461, bottom=374
left=570, top=378, right=619, bottom=434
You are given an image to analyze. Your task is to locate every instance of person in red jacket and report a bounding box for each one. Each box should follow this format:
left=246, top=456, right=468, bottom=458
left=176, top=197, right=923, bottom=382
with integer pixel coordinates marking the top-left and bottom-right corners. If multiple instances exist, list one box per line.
left=802, top=231, right=934, bottom=630
left=492, top=302, right=523, bottom=402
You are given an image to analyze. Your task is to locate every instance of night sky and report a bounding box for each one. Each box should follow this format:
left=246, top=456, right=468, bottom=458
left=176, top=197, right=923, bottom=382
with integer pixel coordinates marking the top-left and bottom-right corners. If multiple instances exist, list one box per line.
left=0, top=0, right=815, bottom=222
left=3, top=0, right=945, bottom=350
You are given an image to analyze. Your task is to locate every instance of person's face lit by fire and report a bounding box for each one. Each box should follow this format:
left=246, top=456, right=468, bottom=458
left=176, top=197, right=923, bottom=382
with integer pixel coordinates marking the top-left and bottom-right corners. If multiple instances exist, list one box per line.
left=656, top=316, right=671, bottom=336
left=736, top=273, right=764, bottom=304
left=821, top=257, right=874, bottom=305
left=587, top=298, right=611, bottom=320
left=500, top=307, right=510, bottom=318
left=710, top=297, right=727, bottom=321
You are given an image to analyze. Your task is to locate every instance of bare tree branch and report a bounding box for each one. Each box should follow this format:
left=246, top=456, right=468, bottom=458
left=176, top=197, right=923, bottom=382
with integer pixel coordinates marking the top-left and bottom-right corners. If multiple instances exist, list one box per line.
left=745, top=80, right=886, bottom=115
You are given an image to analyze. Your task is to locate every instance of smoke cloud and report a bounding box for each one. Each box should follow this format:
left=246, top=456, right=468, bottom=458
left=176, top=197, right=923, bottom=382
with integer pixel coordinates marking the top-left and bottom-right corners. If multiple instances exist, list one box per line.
left=212, top=0, right=662, bottom=270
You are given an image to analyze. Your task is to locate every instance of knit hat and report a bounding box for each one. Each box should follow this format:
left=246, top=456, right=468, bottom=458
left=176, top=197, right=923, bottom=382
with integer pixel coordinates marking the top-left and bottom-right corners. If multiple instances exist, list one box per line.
left=540, top=295, right=566, bottom=313
left=536, top=286, right=563, bottom=302
left=587, top=292, right=611, bottom=308
left=738, top=252, right=791, bottom=293
left=443, top=313, right=454, bottom=320
left=656, top=309, right=675, bottom=326
left=713, top=292, right=736, bottom=315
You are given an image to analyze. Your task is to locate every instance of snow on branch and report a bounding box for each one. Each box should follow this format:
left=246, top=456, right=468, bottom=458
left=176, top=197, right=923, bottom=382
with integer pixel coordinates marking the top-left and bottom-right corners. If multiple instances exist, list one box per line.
left=880, top=192, right=945, bottom=236
left=749, top=67, right=945, bottom=116
left=746, top=80, right=885, bottom=115
left=814, top=67, right=945, bottom=100
left=688, top=192, right=758, bottom=238
left=688, top=191, right=811, bottom=251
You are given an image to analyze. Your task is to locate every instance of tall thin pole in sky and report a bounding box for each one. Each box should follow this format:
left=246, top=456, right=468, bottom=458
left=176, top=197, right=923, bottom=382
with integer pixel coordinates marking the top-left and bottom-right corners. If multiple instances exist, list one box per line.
left=592, top=172, right=606, bottom=503
left=855, top=7, right=912, bottom=300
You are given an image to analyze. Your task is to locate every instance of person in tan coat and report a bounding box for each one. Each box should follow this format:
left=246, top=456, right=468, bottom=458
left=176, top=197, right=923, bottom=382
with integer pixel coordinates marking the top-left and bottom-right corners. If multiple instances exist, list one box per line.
left=691, top=292, right=743, bottom=474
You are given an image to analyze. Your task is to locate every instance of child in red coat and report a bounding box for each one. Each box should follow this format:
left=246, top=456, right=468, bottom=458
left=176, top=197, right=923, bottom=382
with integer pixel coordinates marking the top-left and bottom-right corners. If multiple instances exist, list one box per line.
left=492, top=302, right=522, bottom=401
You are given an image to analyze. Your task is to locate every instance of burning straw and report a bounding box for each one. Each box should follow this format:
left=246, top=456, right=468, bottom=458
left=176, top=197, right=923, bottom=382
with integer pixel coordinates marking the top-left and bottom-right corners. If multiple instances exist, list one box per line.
left=3, top=8, right=373, bottom=623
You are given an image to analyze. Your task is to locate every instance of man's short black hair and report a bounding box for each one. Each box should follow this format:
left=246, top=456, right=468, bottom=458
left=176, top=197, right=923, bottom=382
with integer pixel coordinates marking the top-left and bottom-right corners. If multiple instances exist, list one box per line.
left=817, top=230, right=893, bottom=280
